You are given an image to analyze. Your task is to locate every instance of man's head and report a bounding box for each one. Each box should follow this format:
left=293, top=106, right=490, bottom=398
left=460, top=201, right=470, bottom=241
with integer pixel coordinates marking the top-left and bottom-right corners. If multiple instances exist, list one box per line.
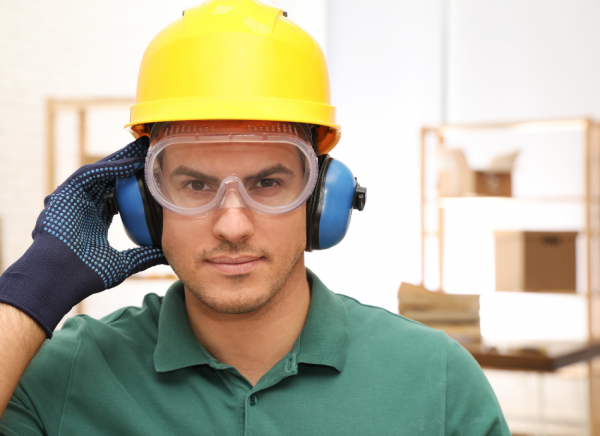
left=148, top=120, right=316, bottom=314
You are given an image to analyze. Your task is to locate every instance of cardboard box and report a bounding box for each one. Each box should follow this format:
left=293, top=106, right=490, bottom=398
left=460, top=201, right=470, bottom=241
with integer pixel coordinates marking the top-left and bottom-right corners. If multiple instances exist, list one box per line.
left=474, top=171, right=512, bottom=197
left=398, top=282, right=481, bottom=343
left=494, top=231, right=577, bottom=293
left=438, top=148, right=517, bottom=197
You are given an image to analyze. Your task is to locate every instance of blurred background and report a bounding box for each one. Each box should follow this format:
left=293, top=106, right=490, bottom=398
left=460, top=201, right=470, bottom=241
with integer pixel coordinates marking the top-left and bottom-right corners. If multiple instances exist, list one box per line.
left=2, top=0, right=600, bottom=434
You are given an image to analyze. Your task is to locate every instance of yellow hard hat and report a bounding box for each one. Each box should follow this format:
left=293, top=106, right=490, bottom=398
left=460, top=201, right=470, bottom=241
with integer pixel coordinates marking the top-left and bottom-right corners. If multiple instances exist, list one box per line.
left=127, top=0, right=341, bottom=155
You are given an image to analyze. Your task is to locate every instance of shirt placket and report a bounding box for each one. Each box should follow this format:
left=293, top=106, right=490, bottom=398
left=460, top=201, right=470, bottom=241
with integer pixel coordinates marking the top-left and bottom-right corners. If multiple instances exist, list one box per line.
left=243, top=354, right=299, bottom=436
left=206, top=356, right=253, bottom=436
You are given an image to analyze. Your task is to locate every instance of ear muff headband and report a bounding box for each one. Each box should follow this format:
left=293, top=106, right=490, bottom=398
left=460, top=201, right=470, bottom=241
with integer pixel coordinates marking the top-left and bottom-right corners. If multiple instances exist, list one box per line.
left=137, top=171, right=163, bottom=248
left=305, top=155, right=332, bottom=252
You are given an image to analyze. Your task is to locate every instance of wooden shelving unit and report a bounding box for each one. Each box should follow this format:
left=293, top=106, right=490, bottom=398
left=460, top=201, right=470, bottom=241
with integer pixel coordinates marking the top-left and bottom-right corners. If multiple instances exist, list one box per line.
left=420, top=119, right=600, bottom=435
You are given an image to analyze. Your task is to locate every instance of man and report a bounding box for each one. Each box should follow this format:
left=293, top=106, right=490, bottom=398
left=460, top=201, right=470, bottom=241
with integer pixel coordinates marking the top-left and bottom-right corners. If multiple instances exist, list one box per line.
left=0, top=0, right=510, bottom=434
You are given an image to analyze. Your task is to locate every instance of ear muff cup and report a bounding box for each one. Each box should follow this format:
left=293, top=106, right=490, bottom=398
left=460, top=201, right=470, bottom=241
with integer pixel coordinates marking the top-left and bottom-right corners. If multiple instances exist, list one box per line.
left=306, top=155, right=357, bottom=251
left=115, top=170, right=163, bottom=248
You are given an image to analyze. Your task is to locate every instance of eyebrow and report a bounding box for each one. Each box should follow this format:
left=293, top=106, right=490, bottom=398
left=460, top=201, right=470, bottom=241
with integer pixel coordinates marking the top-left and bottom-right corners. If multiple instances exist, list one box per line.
left=243, top=164, right=296, bottom=184
left=169, top=166, right=220, bottom=184
left=168, top=164, right=296, bottom=184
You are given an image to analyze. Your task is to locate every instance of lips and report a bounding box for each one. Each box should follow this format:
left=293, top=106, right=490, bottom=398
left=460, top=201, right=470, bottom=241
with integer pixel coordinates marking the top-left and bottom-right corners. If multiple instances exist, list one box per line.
left=204, top=255, right=265, bottom=275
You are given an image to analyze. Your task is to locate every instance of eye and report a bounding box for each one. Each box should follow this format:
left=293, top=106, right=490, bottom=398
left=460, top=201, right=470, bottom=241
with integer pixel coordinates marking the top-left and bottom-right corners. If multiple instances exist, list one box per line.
left=185, top=180, right=209, bottom=191
left=255, top=178, right=279, bottom=188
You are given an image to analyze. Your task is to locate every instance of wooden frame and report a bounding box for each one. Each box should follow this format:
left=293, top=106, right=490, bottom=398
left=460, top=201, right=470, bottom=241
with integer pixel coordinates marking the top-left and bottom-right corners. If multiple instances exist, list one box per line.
left=420, top=118, right=600, bottom=435
left=46, top=98, right=135, bottom=195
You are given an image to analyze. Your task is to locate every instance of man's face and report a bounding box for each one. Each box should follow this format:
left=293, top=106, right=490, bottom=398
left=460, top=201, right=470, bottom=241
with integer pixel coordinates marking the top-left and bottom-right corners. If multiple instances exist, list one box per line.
left=160, top=141, right=308, bottom=315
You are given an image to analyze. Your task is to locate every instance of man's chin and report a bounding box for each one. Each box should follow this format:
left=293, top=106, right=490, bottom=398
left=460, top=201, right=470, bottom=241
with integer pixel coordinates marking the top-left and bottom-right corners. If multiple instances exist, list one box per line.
left=175, top=240, right=305, bottom=316
left=188, top=283, right=276, bottom=315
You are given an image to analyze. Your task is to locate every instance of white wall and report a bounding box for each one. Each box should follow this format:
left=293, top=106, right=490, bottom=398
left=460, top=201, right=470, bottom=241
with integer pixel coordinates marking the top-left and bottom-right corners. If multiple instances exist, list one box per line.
left=447, top=0, right=600, bottom=122
left=305, top=0, right=442, bottom=312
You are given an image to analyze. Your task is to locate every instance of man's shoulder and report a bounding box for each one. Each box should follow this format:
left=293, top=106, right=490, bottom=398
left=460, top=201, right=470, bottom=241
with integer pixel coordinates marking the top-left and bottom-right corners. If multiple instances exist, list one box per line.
left=328, top=296, right=509, bottom=434
left=334, top=292, right=454, bottom=360
left=24, top=292, right=163, bottom=382
left=333, top=292, right=486, bottom=387
left=337, top=293, right=446, bottom=340
left=3, top=294, right=166, bottom=433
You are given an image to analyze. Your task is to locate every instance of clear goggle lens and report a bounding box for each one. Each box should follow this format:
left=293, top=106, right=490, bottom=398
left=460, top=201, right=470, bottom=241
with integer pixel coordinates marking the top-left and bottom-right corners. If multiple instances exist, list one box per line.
left=145, top=121, right=318, bottom=216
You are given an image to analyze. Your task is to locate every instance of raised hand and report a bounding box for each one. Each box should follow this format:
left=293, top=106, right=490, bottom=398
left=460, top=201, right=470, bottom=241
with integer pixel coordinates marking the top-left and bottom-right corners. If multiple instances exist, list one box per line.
left=0, top=136, right=167, bottom=337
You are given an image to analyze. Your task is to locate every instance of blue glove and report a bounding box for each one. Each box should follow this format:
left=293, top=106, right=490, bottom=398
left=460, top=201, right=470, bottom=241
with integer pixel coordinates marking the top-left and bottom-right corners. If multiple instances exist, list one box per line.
left=0, top=136, right=167, bottom=337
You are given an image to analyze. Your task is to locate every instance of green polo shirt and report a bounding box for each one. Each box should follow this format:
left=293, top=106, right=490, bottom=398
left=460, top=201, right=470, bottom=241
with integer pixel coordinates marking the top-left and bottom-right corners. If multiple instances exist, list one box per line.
left=0, top=270, right=509, bottom=435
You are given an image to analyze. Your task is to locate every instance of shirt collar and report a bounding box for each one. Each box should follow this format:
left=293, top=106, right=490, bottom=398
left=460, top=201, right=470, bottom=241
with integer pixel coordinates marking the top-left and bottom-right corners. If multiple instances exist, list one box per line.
left=153, top=268, right=349, bottom=374
left=154, top=281, right=210, bottom=373
left=296, top=268, right=348, bottom=372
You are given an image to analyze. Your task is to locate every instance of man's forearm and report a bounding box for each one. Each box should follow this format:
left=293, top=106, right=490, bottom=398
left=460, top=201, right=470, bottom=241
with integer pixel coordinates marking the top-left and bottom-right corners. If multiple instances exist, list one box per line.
left=0, top=303, right=45, bottom=417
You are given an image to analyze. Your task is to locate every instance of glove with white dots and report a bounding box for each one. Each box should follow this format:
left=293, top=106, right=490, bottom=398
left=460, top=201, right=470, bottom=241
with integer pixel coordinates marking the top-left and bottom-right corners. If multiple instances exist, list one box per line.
left=0, top=136, right=167, bottom=337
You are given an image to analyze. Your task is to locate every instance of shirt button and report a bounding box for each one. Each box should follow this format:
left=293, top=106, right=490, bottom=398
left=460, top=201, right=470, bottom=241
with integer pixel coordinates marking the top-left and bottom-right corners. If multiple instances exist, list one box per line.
left=249, top=394, right=258, bottom=406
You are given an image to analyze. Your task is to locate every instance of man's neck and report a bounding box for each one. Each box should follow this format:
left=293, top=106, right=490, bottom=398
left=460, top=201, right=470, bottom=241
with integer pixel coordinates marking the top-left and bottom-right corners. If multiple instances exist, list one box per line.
left=184, top=263, right=311, bottom=386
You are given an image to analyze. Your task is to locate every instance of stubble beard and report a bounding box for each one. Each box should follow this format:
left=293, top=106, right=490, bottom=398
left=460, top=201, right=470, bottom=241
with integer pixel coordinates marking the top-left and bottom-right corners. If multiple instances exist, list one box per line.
left=167, top=240, right=305, bottom=315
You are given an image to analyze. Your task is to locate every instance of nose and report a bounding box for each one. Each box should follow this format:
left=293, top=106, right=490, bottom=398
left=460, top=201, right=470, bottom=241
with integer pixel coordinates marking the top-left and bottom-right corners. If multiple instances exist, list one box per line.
left=218, top=188, right=245, bottom=210
left=212, top=195, right=255, bottom=244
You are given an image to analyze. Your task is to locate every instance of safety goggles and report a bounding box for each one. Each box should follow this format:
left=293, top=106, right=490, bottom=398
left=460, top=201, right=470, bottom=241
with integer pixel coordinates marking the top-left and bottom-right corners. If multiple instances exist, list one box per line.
left=145, top=120, right=319, bottom=217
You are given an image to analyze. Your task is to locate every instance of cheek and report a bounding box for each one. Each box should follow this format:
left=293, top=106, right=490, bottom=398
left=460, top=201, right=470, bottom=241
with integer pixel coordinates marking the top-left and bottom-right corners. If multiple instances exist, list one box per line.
left=253, top=206, right=306, bottom=251
left=161, top=210, right=210, bottom=261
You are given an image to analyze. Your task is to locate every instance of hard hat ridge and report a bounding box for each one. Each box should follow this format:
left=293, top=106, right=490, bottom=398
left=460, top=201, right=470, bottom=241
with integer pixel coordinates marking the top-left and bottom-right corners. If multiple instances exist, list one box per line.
left=184, top=0, right=282, bottom=36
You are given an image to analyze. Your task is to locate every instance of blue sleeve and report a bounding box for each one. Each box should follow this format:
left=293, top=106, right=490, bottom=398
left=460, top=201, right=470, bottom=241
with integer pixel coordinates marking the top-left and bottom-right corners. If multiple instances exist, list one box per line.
left=444, top=335, right=511, bottom=435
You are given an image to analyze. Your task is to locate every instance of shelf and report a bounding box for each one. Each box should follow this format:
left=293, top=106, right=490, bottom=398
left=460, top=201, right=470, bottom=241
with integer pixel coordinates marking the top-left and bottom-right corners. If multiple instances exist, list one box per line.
left=423, top=196, right=596, bottom=205
left=462, top=340, right=600, bottom=372
left=424, top=118, right=591, bottom=134
left=424, top=288, right=592, bottom=297
left=422, top=231, right=599, bottom=237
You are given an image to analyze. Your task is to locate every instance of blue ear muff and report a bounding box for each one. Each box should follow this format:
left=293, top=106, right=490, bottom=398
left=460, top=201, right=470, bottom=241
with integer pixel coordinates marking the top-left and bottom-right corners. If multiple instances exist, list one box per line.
left=306, top=155, right=366, bottom=251
left=112, top=170, right=163, bottom=248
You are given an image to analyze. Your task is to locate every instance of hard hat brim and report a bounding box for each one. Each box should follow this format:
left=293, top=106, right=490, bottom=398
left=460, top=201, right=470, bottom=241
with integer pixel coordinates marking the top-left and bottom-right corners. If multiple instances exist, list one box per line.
left=125, top=96, right=341, bottom=154
left=126, top=95, right=339, bottom=130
